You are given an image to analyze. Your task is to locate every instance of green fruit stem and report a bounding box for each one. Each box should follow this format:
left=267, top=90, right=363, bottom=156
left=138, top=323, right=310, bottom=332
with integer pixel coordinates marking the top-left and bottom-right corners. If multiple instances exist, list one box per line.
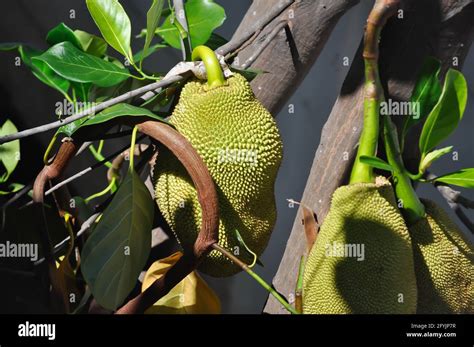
left=191, top=45, right=225, bottom=88
left=212, top=243, right=299, bottom=314
left=383, top=108, right=425, bottom=225
left=350, top=0, right=399, bottom=184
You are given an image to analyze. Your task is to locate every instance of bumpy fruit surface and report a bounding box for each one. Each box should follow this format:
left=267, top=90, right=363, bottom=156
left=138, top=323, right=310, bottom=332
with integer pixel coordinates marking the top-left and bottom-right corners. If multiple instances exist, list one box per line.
left=153, top=73, right=282, bottom=277
left=303, top=177, right=417, bottom=313
left=409, top=199, right=474, bottom=313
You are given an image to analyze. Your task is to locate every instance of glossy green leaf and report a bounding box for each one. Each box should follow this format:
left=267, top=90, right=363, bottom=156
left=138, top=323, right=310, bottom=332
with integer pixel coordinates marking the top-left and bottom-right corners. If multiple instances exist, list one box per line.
left=158, top=0, right=226, bottom=49
left=86, top=0, right=133, bottom=62
left=133, top=43, right=166, bottom=62
left=81, top=169, right=154, bottom=310
left=0, top=120, right=20, bottom=182
left=419, top=69, right=467, bottom=157
left=33, top=42, right=131, bottom=87
left=143, top=0, right=165, bottom=65
left=74, top=30, right=108, bottom=57
left=46, top=23, right=82, bottom=49
left=402, top=57, right=442, bottom=139
left=56, top=103, right=166, bottom=137
left=18, top=45, right=71, bottom=95
left=72, top=82, right=92, bottom=102
left=419, top=146, right=453, bottom=173
left=359, top=155, right=393, bottom=172
left=434, top=169, right=474, bottom=188
left=81, top=103, right=166, bottom=127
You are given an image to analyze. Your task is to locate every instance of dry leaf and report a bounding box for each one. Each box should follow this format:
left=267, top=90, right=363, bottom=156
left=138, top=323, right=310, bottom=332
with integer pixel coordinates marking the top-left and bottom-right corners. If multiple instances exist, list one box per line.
left=142, top=252, right=221, bottom=314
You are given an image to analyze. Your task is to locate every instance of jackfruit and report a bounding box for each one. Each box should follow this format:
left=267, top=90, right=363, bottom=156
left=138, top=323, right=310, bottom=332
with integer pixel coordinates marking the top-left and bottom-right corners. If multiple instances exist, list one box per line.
left=153, top=73, right=282, bottom=277
left=408, top=199, right=474, bottom=313
left=303, top=177, right=417, bottom=313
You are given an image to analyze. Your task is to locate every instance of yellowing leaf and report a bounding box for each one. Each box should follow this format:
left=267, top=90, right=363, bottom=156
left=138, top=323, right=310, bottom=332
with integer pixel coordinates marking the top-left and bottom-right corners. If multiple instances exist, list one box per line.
left=142, top=252, right=221, bottom=314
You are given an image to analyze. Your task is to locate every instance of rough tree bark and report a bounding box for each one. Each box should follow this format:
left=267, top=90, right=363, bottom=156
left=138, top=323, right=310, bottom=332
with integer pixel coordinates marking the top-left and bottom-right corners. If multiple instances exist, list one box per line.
left=263, top=0, right=474, bottom=314
left=229, top=0, right=361, bottom=113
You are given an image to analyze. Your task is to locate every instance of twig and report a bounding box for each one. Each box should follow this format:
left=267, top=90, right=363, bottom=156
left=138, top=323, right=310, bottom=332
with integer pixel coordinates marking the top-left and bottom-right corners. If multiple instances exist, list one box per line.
left=239, top=20, right=288, bottom=69
left=211, top=243, right=299, bottom=314
left=426, top=172, right=474, bottom=233
left=217, top=0, right=294, bottom=56
left=43, top=135, right=146, bottom=198
left=0, top=75, right=182, bottom=144
left=173, top=0, right=192, bottom=60
left=115, top=121, right=219, bottom=314
left=34, top=213, right=101, bottom=266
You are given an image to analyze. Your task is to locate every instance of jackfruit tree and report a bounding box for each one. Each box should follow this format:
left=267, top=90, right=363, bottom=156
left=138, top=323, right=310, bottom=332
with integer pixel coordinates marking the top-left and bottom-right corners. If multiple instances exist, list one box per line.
left=0, top=0, right=472, bottom=319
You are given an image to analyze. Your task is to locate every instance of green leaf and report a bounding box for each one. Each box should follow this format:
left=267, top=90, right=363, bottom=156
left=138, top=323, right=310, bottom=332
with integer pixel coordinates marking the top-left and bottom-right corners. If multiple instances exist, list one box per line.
left=142, top=0, right=165, bottom=65
left=81, top=169, right=154, bottom=310
left=133, top=43, right=166, bottom=62
left=419, top=146, right=453, bottom=173
left=46, top=23, right=82, bottom=49
left=18, top=45, right=71, bottom=96
left=157, top=0, right=226, bottom=49
left=402, top=57, right=442, bottom=138
left=0, top=183, right=24, bottom=195
left=419, top=69, right=467, bottom=157
left=204, top=33, right=228, bottom=50
left=86, top=0, right=133, bottom=62
left=434, top=169, right=474, bottom=188
left=81, top=103, right=166, bottom=128
left=359, top=155, right=393, bottom=172
left=71, top=82, right=92, bottom=102
left=0, top=120, right=20, bottom=182
left=33, top=42, right=131, bottom=87
left=74, top=30, right=108, bottom=57
left=57, top=103, right=166, bottom=137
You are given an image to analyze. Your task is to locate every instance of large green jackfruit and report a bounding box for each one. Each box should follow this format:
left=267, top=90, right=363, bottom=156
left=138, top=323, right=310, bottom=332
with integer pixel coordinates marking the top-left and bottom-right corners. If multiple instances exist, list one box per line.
left=153, top=73, right=283, bottom=277
left=408, top=199, right=474, bottom=313
left=303, top=177, right=417, bottom=313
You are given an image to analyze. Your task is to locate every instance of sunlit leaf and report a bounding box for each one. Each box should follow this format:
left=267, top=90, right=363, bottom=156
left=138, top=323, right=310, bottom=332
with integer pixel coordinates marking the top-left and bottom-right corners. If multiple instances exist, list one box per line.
left=142, top=252, right=221, bottom=314
left=419, top=69, right=467, bottom=157
left=434, top=168, right=474, bottom=188
left=86, top=0, right=133, bottom=62
left=74, top=30, right=108, bottom=57
left=33, top=42, right=131, bottom=87
left=157, top=0, right=226, bottom=49
left=142, top=0, right=165, bottom=64
left=419, top=146, right=453, bottom=174
left=359, top=155, right=393, bottom=172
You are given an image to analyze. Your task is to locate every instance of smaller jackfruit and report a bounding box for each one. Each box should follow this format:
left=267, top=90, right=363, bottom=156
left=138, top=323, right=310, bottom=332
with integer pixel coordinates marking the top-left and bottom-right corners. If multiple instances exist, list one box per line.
left=408, top=199, right=474, bottom=313
left=303, top=177, right=417, bottom=314
left=153, top=73, right=282, bottom=277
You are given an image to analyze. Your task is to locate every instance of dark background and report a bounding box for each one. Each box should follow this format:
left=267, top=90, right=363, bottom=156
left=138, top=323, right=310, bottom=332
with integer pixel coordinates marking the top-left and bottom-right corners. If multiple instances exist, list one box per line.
left=0, top=0, right=472, bottom=313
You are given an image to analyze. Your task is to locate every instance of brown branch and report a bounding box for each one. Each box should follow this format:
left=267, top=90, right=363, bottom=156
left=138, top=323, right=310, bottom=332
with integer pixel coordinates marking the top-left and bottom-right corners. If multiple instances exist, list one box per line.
left=115, top=121, right=219, bottom=314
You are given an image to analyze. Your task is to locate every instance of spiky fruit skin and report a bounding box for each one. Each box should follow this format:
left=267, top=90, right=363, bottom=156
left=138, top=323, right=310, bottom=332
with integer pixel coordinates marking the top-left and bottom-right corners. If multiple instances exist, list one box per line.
left=303, top=177, right=417, bottom=314
left=153, top=73, right=283, bottom=277
left=409, top=199, right=474, bottom=313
